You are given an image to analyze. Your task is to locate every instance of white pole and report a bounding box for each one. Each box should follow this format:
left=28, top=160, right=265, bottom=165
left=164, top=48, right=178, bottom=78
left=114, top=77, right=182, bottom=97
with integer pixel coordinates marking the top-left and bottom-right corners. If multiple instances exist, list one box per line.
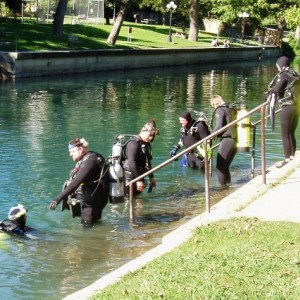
left=47, top=0, right=49, bottom=24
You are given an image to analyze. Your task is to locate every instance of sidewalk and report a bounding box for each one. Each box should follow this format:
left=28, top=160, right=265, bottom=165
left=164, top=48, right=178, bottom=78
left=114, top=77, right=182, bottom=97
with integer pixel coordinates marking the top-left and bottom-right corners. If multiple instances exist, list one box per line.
left=64, top=151, right=300, bottom=300
left=235, top=157, right=300, bottom=222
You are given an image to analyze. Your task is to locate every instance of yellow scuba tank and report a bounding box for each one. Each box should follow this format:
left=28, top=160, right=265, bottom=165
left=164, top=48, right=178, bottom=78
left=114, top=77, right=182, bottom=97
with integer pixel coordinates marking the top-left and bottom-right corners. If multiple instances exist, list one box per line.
left=236, top=105, right=251, bottom=152
left=196, top=144, right=211, bottom=160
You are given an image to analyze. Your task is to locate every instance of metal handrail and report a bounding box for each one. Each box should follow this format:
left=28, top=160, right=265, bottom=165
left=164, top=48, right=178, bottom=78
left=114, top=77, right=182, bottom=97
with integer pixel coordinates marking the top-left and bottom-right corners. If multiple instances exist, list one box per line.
left=127, top=101, right=269, bottom=222
left=250, top=107, right=282, bottom=178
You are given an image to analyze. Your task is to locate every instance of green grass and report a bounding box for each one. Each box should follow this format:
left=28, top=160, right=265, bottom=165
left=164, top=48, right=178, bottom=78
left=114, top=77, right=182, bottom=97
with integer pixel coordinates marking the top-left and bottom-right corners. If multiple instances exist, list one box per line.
left=92, top=218, right=300, bottom=300
left=0, top=19, right=239, bottom=52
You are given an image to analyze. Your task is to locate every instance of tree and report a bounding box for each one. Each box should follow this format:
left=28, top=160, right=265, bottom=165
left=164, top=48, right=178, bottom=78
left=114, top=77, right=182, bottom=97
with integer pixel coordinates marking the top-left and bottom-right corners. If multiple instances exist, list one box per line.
left=284, top=6, right=300, bottom=40
left=107, top=0, right=133, bottom=45
left=5, top=0, right=22, bottom=18
left=187, top=0, right=199, bottom=41
left=53, top=0, right=68, bottom=37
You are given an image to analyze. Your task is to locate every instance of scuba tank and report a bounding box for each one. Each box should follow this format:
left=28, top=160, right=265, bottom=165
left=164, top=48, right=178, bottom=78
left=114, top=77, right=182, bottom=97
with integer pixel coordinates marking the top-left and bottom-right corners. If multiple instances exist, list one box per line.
left=108, top=136, right=125, bottom=204
left=236, top=104, right=251, bottom=152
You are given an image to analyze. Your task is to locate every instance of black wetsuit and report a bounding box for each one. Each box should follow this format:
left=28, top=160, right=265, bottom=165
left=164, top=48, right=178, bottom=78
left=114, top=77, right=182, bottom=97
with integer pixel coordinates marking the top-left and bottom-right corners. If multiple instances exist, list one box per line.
left=123, top=136, right=153, bottom=195
left=212, top=105, right=237, bottom=186
left=269, top=68, right=299, bottom=159
left=54, top=151, right=108, bottom=225
left=179, top=119, right=210, bottom=168
left=0, top=221, right=32, bottom=235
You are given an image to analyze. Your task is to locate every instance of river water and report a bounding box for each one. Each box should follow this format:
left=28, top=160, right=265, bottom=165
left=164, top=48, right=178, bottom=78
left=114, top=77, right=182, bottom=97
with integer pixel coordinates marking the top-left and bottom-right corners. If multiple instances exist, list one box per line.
left=0, top=57, right=299, bottom=299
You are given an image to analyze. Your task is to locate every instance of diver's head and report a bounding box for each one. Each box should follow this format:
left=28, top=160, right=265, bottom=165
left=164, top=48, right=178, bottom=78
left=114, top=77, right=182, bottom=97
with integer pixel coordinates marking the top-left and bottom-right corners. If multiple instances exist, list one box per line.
left=8, top=204, right=27, bottom=230
left=68, top=138, right=89, bottom=162
left=276, top=56, right=290, bottom=71
left=210, top=95, right=225, bottom=109
left=140, top=122, right=159, bottom=143
left=179, top=111, right=192, bottom=128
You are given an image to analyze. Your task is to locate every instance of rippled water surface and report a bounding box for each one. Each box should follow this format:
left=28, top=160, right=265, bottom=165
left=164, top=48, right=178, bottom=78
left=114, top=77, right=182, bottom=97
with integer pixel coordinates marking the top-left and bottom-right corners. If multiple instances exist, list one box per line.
left=0, top=57, right=299, bottom=299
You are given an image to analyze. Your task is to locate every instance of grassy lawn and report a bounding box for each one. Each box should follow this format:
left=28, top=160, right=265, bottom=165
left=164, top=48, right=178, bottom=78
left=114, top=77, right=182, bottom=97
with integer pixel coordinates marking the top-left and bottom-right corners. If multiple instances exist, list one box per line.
left=0, top=20, right=240, bottom=52
left=92, top=218, right=300, bottom=300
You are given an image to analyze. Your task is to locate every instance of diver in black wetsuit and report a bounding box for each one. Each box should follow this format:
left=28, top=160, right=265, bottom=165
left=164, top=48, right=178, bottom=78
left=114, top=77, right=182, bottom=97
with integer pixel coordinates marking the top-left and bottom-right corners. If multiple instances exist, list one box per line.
left=266, top=56, right=299, bottom=168
left=48, top=138, right=108, bottom=227
left=122, top=123, right=158, bottom=195
left=0, top=204, right=32, bottom=235
left=170, top=111, right=210, bottom=169
left=210, top=95, right=237, bottom=186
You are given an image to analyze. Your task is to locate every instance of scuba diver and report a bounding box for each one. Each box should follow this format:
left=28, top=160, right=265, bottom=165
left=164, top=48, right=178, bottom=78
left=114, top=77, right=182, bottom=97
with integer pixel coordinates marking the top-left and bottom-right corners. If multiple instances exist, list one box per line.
left=122, top=122, right=159, bottom=196
left=265, top=56, right=299, bottom=168
left=170, top=111, right=210, bottom=169
left=210, top=95, right=237, bottom=186
left=48, top=138, right=109, bottom=227
left=0, top=204, right=32, bottom=235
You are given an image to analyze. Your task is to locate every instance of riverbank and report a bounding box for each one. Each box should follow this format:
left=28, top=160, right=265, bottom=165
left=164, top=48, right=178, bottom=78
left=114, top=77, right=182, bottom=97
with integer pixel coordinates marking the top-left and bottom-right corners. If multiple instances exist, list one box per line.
left=1, top=46, right=281, bottom=79
left=64, top=150, right=300, bottom=299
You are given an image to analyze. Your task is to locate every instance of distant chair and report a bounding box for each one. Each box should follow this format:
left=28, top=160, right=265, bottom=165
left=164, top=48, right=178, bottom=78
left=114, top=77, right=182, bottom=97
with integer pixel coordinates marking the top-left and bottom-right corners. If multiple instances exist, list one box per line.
left=211, top=39, right=219, bottom=47
left=223, top=39, right=230, bottom=48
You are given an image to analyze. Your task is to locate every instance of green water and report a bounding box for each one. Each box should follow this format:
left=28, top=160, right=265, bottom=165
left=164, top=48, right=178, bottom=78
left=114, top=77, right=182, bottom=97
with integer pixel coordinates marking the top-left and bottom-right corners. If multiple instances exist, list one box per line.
left=0, top=58, right=299, bottom=299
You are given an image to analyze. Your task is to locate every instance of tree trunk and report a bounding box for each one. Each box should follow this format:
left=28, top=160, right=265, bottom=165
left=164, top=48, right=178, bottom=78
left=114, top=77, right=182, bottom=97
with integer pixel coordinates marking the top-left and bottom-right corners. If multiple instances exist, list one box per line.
left=53, top=0, right=68, bottom=37
left=188, top=0, right=199, bottom=42
left=277, top=18, right=285, bottom=48
left=107, top=2, right=130, bottom=45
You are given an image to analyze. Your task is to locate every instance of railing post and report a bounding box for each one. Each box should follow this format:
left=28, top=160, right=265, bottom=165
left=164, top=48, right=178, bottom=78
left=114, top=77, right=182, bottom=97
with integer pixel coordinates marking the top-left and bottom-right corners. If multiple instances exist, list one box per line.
left=261, top=105, right=266, bottom=184
left=129, top=184, right=134, bottom=223
left=251, top=125, right=256, bottom=178
left=204, top=140, right=210, bottom=213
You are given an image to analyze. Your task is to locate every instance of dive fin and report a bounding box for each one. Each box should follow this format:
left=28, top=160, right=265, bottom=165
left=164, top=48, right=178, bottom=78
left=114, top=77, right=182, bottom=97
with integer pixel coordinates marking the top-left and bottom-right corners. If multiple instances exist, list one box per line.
left=270, top=94, right=276, bottom=132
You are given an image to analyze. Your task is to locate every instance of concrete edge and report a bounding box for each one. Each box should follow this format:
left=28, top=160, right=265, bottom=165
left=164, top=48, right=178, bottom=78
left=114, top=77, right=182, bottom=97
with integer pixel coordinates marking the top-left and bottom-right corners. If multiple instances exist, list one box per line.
left=63, top=151, right=300, bottom=300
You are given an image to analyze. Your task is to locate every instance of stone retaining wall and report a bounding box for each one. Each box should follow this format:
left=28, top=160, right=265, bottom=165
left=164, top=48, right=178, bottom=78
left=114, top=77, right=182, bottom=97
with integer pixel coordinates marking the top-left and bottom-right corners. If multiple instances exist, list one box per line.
left=1, top=46, right=281, bottom=78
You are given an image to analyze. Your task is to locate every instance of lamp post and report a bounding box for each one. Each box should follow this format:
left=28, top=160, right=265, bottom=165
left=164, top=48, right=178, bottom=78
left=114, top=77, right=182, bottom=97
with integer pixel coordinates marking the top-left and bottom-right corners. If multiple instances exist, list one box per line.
left=166, top=1, right=177, bottom=43
left=239, top=12, right=249, bottom=39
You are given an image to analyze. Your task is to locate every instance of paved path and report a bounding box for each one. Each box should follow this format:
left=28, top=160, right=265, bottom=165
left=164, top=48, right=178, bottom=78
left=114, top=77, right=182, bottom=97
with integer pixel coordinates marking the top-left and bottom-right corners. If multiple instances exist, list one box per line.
left=235, top=159, right=300, bottom=222
left=64, top=151, right=300, bottom=300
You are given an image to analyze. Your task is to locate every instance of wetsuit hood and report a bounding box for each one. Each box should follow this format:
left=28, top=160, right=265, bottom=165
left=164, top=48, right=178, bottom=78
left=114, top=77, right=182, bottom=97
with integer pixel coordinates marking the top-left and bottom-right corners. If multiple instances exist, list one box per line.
left=276, top=56, right=290, bottom=71
left=180, top=111, right=192, bottom=122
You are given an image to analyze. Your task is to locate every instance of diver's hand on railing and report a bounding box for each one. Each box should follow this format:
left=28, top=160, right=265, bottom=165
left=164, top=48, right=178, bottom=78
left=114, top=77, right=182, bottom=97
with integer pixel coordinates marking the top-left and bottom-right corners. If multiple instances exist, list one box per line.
left=48, top=200, right=58, bottom=210
left=170, top=145, right=180, bottom=158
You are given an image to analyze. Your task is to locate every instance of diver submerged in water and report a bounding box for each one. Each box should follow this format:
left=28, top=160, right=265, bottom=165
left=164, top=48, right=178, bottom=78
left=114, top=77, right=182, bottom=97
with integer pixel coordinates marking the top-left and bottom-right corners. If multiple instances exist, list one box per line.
left=122, top=122, right=159, bottom=196
left=210, top=95, right=237, bottom=186
left=170, top=111, right=211, bottom=169
left=0, top=204, right=32, bottom=235
left=48, top=138, right=109, bottom=227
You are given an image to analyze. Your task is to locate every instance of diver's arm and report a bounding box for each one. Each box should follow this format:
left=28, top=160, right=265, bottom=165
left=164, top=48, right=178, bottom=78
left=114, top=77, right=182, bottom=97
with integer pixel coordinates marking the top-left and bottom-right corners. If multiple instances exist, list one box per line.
left=126, top=141, right=140, bottom=179
left=213, top=107, right=226, bottom=133
left=269, top=73, right=288, bottom=94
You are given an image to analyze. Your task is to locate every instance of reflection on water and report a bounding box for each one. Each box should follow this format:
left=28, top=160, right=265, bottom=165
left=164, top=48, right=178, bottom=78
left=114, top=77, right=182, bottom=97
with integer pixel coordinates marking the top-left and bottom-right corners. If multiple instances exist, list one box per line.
left=0, top=58, right=299, bottom=299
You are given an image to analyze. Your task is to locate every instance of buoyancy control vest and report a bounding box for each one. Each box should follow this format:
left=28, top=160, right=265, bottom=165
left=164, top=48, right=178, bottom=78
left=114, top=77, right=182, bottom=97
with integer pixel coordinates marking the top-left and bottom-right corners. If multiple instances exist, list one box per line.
left=61, top=151, right=108, bottom=215
left=178, top=112, right=211, bottom=159
left=211, top=104, right=238, bottom=139
left=269, top=68, right=299, bottom=105
left=281, top=68, right=299, bottom=105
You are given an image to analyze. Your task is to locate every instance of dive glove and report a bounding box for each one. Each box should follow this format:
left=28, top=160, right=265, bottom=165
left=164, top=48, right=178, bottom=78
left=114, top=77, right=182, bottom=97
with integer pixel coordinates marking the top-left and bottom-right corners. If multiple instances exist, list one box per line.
left=49, top=200, right=58, bottom=210
left=170, top=145, right=180, bottom=158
